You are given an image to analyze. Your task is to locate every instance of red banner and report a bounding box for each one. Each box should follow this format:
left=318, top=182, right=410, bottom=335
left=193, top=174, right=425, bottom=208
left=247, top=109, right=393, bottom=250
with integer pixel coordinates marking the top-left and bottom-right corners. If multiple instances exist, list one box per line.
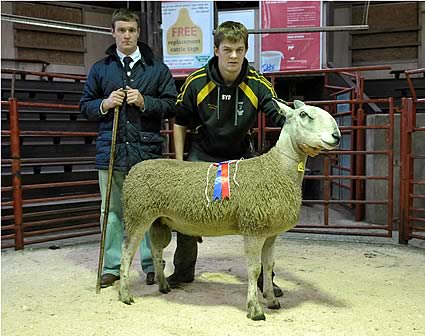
left=261, top=1, right=322, bottom=72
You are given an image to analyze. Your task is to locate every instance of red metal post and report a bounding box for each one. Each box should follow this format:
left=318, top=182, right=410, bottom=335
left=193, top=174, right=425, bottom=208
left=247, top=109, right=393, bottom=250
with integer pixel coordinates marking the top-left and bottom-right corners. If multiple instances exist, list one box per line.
left=9, top=98, right=24, bottom=250
left=387, top=97, right=394, bottom=237
left=405, top=98, right=414, bottom=242
left=354, top=107, right=365, bottom=221
left=399, top=98, right=409, bottom=244
left=323, top=156, right=330, bottom=225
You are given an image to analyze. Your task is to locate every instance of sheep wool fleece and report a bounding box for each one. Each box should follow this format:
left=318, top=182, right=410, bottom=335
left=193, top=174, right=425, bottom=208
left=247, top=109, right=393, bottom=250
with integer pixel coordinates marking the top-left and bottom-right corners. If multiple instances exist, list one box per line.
left=123, top=148, right=302, bottom=237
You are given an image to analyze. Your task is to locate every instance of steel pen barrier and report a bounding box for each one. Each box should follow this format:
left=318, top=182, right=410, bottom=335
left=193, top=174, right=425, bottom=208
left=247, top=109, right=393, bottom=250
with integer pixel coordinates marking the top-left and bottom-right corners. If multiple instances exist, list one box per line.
left=399, top=68, right=425, bottom=243
left=1, top=98, right=100, bottom=250
left=4, top=65, right=420, bottom=248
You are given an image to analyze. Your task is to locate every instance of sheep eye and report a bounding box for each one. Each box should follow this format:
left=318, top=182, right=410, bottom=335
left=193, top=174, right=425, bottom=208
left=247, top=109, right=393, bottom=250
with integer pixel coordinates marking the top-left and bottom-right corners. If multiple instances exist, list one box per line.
left=300, top=111, right=313, bottom=120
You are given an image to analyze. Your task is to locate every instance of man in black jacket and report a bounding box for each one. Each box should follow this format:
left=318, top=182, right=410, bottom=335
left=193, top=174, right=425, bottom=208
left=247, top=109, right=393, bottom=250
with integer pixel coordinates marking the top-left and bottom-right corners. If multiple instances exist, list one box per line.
left=170, top=21, right=284, bottom=297
left=80, top=8, right=177, bottom=288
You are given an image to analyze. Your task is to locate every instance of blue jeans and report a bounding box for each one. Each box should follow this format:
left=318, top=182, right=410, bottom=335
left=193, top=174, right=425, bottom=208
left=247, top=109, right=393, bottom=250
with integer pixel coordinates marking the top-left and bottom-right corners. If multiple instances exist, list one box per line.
left=98, top=170, right=154, bottom=276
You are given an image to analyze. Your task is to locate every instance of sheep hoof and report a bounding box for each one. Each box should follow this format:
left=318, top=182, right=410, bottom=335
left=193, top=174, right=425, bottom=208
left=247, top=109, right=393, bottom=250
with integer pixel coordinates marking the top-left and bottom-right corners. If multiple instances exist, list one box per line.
left=118, top=288, right=134, bottom=305
left=247, top=302, right=266, bottom=321
left=159, top=283, right=171, bottom=294
left=247, top=312, right=266, bottom=321
left=119, top=295, right=134, bottom=305
left=267, top=300, right=281, bottom=310
left=123, top=297, right=135, bottom=305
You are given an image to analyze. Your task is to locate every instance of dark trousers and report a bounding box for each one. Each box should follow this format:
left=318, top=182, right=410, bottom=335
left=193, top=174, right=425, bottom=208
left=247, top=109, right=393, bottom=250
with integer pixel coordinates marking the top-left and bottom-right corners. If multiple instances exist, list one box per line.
left=172, top=232, right=198, bottom=278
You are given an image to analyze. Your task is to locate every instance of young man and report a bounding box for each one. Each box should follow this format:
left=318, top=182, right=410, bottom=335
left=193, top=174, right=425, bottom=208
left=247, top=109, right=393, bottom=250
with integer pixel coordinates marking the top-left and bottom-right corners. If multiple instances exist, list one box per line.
left=80, top=9, right=177, bottom=288
left=170, top=21, right=285, bottom=297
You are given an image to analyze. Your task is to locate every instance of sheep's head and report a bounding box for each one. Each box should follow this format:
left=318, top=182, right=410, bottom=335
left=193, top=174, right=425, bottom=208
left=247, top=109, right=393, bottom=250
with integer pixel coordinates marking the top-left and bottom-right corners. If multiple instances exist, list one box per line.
left=273, top=99, right=341, bottom=157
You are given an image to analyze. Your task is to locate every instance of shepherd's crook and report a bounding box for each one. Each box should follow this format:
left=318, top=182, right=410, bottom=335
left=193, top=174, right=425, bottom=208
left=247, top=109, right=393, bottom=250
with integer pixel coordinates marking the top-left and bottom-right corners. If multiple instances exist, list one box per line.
left=96, top=105, right=120, bottom=293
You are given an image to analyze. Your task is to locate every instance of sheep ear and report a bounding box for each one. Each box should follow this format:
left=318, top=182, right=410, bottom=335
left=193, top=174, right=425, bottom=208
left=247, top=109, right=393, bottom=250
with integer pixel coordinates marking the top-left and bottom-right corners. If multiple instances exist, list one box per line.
left=293, top=100, right=306, bottom=109
left=272, top=98, right=293, bottom=117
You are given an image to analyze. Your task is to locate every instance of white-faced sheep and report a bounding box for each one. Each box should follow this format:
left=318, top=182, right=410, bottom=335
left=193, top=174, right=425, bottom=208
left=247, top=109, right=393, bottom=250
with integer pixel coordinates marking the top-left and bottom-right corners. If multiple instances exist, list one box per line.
left=118, top=99, right=341, bottom=321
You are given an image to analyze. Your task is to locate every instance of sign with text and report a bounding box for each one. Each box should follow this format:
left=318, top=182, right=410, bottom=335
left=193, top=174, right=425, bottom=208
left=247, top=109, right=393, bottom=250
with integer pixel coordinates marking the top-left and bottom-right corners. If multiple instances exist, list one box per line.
left=162, top=1, right=214, bottom=73
left=260, top=1, right=322, bottom=72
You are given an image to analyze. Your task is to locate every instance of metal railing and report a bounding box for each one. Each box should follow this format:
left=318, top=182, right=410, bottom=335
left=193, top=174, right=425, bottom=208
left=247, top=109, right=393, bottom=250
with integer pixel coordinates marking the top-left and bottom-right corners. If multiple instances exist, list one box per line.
left=399, top=68, right=425, bottom=243
left=3, top=65, right=412, bottom=249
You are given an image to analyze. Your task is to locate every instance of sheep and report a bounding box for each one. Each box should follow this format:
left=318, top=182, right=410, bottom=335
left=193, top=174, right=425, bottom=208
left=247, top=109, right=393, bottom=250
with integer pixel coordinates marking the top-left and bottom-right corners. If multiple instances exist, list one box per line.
left=118, top=99, right=341, bottom=321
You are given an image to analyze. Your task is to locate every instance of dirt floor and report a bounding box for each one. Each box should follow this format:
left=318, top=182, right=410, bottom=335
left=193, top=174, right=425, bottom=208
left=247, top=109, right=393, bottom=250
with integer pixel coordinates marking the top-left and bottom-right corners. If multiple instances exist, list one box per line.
left=2, top=233, right=425, bottom=336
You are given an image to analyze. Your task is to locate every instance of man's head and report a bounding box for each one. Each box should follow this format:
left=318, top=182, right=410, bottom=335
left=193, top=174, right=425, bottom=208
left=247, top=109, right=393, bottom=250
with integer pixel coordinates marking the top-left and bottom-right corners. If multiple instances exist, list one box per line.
left=111, top=8, right=140, bottom=55
left=214, top=21, right=248, bottom=50
left=213, top=21, right=248, bottom=81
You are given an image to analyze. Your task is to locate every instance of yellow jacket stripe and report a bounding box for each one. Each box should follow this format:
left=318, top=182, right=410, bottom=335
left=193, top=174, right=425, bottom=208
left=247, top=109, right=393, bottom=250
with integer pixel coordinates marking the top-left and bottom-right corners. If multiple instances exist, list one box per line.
left=238, top=82, right=258, bottom=109
left=176, top=72, right=207, bottom=104
left=248, top=69, right=274, bottom=89
left=247, top=75, right=278, bottom=97
left=197, top=81, right=216, bottom=106
left=184, top=67, right=205, bottom=83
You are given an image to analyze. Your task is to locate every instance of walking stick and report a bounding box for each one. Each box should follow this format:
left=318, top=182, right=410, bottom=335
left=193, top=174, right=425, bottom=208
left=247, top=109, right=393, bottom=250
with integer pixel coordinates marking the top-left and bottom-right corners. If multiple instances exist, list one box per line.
left=96, top=105, right=120, bottom=294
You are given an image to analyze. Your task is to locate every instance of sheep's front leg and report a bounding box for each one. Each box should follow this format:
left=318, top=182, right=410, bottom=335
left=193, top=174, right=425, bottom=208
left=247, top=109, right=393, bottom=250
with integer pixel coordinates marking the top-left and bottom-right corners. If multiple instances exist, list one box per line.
left=243, top=235, right=266, bottom=321
left=149, top=220, right=171, bottom=294
left=262, top=235, right=281, bottom=309
left=118, top=233, right=141, bottom=304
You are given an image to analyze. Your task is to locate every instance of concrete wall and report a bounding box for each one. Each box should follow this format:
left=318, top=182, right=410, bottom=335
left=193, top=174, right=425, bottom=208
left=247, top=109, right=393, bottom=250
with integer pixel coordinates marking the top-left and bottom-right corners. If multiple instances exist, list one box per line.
left=1, top=3, right=16, bottom=60
left=330, top=6, right=351, bottom=68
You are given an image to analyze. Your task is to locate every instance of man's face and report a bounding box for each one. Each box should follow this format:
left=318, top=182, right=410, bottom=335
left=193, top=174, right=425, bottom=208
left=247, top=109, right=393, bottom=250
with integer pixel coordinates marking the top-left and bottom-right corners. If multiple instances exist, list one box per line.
left=214, top=39, right=247, bottom=77
left=112, top=20, right=140, bottom=55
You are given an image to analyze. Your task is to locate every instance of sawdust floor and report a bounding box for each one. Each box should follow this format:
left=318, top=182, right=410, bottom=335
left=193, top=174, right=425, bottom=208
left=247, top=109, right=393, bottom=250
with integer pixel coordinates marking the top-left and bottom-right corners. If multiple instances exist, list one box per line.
left=2, top=233, right=425, bottom=336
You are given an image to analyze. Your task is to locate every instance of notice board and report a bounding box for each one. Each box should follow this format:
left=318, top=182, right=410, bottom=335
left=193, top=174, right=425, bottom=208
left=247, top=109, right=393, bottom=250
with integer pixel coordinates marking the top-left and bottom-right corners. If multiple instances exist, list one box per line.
left=260, top=1, right=322, bottom=72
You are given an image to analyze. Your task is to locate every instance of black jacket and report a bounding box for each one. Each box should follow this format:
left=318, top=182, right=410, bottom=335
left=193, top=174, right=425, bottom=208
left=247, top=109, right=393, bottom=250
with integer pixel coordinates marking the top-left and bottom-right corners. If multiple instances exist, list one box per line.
left=80, top=42, right=177, bottom=172
left=175, top=56, right=284, bottom=159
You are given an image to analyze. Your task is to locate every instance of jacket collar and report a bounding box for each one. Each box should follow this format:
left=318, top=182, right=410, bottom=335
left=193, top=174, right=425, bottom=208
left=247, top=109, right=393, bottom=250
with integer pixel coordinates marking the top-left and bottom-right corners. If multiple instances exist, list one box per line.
left=105, top=41, right=155, bottom=66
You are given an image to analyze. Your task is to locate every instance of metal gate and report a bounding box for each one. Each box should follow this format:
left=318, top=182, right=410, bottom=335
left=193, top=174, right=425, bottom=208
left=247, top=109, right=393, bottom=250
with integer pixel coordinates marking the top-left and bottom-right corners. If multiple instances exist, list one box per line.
left=2, top=66, right=401, bottom=249
left=263, top=66, right=396, bottom=238
left=399, top=68, right=425, bottom=243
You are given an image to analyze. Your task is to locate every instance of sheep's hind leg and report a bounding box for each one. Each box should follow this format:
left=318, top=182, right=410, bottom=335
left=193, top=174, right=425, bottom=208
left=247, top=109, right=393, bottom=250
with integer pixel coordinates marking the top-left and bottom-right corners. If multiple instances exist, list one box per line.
left=118, top=230, right=144, bottom=304
left=149, top=220, right=171, bottom=294
left=243, top=235, right=267, bottom=321
left=262, top=235, right=281, bottom=309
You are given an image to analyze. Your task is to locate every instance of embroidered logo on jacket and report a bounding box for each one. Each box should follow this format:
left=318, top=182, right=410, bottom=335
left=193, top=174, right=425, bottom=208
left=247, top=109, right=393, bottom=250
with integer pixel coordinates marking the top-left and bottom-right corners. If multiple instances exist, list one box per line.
left=237, top=101, right=244, bottom=116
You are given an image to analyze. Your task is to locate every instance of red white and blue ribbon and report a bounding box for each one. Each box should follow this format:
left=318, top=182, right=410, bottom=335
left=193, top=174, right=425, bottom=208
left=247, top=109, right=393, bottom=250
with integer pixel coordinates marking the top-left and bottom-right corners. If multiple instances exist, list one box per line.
left=205, top=160, right=241, bottom=205
left=212, top=161, right=230, bottom=201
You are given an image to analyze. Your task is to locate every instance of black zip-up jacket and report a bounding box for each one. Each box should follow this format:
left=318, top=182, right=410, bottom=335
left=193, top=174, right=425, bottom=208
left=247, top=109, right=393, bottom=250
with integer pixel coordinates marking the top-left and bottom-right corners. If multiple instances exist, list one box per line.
left=175, top=56, right=284, bottom=159
left=80, top=42, right=177, bottom=172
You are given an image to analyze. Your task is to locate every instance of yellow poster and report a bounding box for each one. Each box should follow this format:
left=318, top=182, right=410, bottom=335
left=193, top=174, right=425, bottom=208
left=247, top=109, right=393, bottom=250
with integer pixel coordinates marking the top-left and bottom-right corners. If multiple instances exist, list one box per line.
left=167, top=8, right=203, bottom=55
left=162, top=1, right=213, bottom=71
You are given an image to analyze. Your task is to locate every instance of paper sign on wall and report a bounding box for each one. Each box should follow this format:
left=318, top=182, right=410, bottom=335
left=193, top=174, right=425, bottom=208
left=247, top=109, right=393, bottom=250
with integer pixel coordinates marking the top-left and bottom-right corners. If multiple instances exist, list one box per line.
left=162, top=1, right=214, bottom=72
left=260, top=1, right=322, bottom=72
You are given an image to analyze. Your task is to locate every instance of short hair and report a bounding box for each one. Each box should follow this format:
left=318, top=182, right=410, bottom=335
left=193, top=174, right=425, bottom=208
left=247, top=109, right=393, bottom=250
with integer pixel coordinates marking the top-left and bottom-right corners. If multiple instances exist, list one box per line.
left=214, top=21, right=248, bottom=49
left=111, top=8, right=140, bottom=30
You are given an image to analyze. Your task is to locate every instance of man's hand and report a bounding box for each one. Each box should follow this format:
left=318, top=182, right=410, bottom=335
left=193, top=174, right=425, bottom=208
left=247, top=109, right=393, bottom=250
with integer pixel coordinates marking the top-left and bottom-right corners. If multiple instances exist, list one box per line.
left=125, top=86, right=144, bottom=109
left=102, top=88, right=126, bottom=111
